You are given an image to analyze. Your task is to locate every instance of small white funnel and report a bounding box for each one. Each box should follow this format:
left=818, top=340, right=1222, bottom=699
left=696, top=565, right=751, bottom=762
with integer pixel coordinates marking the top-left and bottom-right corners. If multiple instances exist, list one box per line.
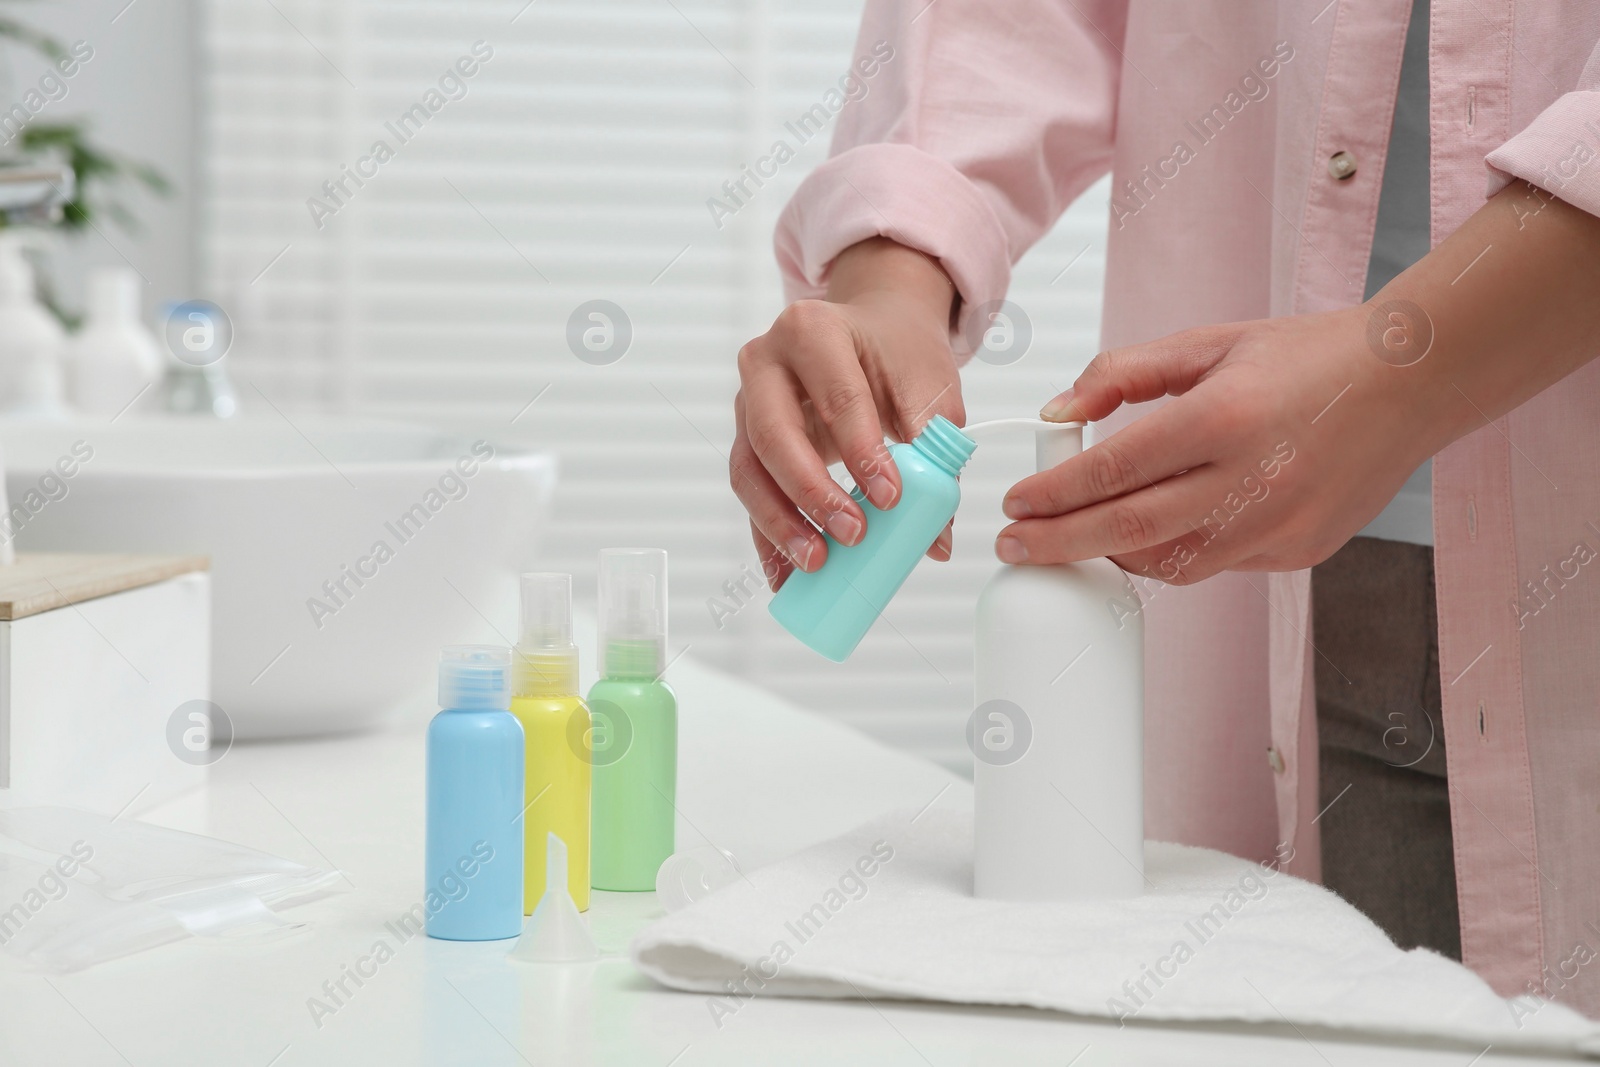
left=510, top=833, right=598, bottom=964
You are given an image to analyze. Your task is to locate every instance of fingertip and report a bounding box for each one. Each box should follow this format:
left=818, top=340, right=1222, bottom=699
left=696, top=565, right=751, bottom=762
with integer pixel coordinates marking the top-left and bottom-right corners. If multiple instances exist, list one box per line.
left=995, top=533, right=1029, bottom=564
left=858, top=447, right=900, bottom=510
left=825, top=508, right=865, bottom=547
left=786, top=532, right=828, bottom=573
left=751, top=530, right=792, bottom=592
left=865, top=472, right=899, bottom=510
left=1040, top=387, right=1081, bottom=423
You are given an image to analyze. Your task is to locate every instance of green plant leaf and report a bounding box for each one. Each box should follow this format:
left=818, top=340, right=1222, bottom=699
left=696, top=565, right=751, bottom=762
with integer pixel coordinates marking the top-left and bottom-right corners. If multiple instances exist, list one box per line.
left=0, top=16, right=68, bottom=61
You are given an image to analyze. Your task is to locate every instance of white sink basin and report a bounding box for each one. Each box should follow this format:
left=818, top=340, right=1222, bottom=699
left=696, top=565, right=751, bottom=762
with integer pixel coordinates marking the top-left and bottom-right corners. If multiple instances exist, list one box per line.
left=1, top=417, right=555, bottom=738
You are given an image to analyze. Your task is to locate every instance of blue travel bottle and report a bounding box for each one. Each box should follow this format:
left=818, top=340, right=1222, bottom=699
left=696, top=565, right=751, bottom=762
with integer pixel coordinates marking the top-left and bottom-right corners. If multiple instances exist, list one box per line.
left=769, top=415, right=976, bottom=661
left=426, top=645, right=525, bottom=940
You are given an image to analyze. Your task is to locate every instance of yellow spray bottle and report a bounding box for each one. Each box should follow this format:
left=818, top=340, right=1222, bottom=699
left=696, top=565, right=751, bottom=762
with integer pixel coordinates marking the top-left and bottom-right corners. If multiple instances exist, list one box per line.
left=511, top=573, right=590, bottom=913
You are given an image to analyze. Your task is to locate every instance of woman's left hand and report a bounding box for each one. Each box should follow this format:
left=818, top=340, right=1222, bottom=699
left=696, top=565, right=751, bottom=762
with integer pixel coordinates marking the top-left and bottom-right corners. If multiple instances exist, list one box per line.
left=995, top=306, right=1448, bottom=583
left=996, top=179, right=1600, bottom=585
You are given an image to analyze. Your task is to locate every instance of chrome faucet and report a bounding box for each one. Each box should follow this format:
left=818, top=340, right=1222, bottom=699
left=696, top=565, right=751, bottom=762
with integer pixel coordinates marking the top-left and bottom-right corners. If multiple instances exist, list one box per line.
left=0, top=162, right=75, bottom=224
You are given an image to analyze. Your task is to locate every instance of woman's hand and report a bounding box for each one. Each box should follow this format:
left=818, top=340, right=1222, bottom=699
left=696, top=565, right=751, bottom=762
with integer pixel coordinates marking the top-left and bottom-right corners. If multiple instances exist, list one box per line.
left=997, top=307, right=1447, bottom=582
left=733, top=237, right=965, bottom=590
left=999, top=180, right=1600, bottom=584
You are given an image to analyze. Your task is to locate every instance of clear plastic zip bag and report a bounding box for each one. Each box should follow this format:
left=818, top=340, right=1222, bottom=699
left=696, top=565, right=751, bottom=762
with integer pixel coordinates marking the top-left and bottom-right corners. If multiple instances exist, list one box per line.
left=0, top=806, right=341, bottom=972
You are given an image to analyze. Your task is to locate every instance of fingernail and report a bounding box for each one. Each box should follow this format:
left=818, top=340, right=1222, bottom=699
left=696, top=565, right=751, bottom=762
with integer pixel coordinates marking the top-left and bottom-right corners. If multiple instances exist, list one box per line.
left=1003, top=496, right=1032, bottom=520
left=827, top=510, right=864, bottom=546
left=1040, top=389, right=1076, bottom=422
left=866, top=473, right=898, bottom=509
left=785, top=535, right=816, bottom=570
left=930, top=529, right=953, bottom=559
left=996, top=535, right=1028, bottom=563
left=760, top=552, right=786, bottom=590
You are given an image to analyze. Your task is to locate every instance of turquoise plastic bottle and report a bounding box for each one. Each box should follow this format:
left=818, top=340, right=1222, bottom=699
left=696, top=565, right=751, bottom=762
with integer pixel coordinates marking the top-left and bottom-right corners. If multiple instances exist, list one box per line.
left=769, top=415, right=976, bottom=661
left=426, top=646, right=525, bottom=941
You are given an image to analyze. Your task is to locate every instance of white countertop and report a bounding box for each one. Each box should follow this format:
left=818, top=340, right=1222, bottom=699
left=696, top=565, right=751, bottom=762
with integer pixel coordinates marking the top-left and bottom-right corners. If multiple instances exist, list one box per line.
left=0, top=654, right=1572, bottom=1066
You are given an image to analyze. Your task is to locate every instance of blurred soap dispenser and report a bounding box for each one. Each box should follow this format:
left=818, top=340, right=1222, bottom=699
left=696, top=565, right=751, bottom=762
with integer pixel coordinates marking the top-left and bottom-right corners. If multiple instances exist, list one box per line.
left=0, top=232, right=65, bottom=416
left=64, top=267, right=163, bottom=417
left=967, top=419, right=1144, bottom=901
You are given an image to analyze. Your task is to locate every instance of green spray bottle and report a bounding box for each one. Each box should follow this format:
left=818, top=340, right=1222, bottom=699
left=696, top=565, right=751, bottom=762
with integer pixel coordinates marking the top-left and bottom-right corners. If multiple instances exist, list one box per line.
left=589, top=548, right=677, bottom=891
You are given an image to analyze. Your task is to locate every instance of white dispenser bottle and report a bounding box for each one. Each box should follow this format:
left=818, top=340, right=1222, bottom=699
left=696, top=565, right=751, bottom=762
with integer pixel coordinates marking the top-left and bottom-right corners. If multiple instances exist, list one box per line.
left=64, top=267, right=163, bottom=417
left=0, top=233, right=65, bottom=417
left=968, top=419, right=1144, bottom=900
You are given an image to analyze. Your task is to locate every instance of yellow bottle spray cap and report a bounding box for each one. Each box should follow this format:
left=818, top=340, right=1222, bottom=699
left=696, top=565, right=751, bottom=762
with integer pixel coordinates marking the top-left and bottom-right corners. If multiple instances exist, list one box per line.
left=515, top=573, right=578, bottom=695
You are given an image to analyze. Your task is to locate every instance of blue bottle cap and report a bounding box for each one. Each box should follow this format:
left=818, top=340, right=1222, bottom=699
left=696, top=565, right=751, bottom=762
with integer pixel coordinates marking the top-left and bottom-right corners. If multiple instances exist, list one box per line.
left=438, top=645, right=512, bottom=710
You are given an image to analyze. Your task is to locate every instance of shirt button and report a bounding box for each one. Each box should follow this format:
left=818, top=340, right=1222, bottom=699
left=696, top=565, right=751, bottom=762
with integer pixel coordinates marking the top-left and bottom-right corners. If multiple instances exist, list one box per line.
left=1268, top=746, right=1286, bottom=774
left=1328, top=151, right=1358, bottom=180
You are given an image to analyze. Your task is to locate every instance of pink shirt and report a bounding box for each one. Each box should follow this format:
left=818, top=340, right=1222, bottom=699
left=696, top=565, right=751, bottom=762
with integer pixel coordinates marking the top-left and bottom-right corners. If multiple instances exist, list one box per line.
left=776, top=0, right=1600, bottom=1015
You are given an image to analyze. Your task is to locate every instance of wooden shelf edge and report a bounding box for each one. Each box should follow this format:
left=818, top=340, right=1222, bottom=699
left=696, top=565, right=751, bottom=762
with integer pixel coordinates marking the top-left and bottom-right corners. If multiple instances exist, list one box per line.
left=0, top=553, right=211, bottom=621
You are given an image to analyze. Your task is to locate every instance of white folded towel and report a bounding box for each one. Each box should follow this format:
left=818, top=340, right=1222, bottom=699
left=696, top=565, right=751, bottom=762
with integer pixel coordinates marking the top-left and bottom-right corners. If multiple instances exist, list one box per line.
left=633, top=809, right=1600, bottom=1056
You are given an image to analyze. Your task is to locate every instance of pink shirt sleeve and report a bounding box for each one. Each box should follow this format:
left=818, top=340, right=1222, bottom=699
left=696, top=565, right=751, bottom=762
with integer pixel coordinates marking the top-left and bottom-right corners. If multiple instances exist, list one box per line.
left=1484, top=48, right=1600, bottom=217
left=774, top=0, right=1127, bottom=343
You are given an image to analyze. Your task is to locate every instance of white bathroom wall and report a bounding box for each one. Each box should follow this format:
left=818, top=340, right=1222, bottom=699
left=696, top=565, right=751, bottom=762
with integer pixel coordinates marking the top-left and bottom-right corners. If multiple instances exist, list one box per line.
left=0, top=0, right=197, bottom=317
left=198, top=0, right=1110, bottom=774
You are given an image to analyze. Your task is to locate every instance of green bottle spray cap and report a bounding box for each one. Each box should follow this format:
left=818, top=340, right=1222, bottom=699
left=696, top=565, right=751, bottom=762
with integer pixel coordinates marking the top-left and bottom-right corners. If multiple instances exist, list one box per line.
left=598, top=548, right=667, bottom=678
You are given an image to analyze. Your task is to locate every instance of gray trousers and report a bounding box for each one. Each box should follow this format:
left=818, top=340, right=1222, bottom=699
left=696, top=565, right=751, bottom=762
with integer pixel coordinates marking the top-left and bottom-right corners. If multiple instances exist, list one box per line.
left=1311, top=536, right=1462, bottom=958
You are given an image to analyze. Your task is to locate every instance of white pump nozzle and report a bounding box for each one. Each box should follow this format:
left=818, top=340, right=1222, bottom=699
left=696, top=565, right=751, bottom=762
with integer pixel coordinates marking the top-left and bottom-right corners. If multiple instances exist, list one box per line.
left=963, top=417, right=1085, bottom=473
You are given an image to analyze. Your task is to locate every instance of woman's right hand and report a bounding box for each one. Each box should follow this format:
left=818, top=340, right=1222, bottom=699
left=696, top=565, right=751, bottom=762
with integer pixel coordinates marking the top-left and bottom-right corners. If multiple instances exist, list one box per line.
left=732, top=237, right=966, bottom=590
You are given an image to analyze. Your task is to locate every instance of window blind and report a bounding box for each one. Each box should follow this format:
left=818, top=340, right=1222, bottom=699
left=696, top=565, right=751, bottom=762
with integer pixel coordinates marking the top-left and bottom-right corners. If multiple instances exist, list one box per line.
left=200, top=0, right=1110, bottom=773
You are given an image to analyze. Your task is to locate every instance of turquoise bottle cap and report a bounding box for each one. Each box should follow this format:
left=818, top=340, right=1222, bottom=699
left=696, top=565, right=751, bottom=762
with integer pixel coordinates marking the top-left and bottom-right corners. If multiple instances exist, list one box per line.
left=438, top=645, right=512, bottom=711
